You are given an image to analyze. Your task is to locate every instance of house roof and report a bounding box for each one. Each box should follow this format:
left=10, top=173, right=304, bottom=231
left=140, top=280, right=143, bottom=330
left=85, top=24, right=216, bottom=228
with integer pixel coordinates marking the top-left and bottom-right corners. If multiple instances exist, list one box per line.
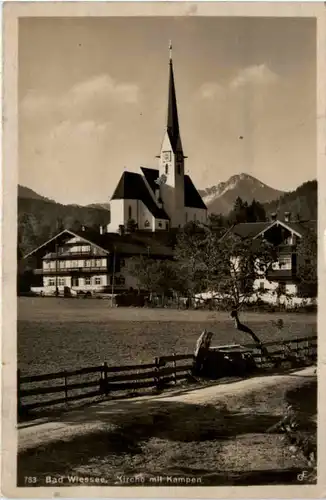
left=111, top=171, right=170, bottom=220
left=184, top=175, right=207, bottom=209
left=232, top=222, right=272, bottom=239
left=231, top=219, right=315, bottom=240
left=25, top=229, right=174, bottom=260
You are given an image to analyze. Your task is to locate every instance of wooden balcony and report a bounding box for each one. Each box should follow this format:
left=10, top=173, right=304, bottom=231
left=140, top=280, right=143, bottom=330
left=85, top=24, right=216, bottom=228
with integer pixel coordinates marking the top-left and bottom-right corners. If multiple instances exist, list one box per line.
left=43, top=251, right=107, bottom=259
left=266, top=269, right=297, bottom=281
left=34, top=267, right=108, bottom=275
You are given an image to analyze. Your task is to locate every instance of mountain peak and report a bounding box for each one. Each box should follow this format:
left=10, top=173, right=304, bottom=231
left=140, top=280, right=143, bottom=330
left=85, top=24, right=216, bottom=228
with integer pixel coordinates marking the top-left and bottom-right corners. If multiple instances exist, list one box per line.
left=199, top=173, right=284, bottom=215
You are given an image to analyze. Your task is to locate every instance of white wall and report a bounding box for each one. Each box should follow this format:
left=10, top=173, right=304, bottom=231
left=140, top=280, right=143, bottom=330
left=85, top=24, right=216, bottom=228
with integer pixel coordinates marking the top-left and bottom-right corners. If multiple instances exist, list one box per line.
left=154, top=218, right=169, bottom=231
left=253, top=278, right=298, bottom=304
left=107, top=199, right=125, bottom=232
left=42, top=274, right=109, bottom=289
left=137, top=201, right=155, bottom=231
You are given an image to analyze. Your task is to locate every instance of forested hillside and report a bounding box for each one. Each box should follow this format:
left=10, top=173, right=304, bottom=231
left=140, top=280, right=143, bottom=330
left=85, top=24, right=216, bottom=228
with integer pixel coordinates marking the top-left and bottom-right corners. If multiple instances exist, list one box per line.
left=263, top=180, right=317, bottom=221
left=18, top=197, right=110, bottom=256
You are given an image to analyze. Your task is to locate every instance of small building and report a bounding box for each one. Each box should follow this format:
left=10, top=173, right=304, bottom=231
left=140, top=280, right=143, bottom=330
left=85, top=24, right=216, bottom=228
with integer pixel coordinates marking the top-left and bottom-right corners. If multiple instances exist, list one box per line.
left=23, top=228, right=174, bottom=296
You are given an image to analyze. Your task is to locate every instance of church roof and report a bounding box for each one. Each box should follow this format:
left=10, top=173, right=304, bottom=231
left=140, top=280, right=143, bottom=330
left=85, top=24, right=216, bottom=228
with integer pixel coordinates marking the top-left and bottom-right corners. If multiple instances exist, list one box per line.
left=112, top=169, right=206, bottom=212
left=184, top=175, right=207, bottom=209
left=140, top=167, right=159, bottom=193
left=111, top=171, right=170, bottom=220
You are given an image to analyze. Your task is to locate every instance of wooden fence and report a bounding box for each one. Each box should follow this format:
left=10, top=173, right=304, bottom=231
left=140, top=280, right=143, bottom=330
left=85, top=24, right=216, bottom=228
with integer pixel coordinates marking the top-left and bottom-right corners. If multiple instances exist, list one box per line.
left=17, top=353, right=194, bottom=415
left=17, top=335, right=317, bottom=416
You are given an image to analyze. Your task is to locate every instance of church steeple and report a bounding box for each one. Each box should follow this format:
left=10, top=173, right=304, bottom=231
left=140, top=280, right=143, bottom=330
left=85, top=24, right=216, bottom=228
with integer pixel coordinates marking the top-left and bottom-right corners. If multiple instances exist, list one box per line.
left=166, top=41, right=182, bottom=153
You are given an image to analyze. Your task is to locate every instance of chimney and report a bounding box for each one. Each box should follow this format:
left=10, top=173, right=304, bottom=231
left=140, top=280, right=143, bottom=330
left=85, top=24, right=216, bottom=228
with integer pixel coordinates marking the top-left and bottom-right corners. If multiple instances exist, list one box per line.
left=284, top=212, right=291, bottom=223
left=270, top=212, right=277, bottom=222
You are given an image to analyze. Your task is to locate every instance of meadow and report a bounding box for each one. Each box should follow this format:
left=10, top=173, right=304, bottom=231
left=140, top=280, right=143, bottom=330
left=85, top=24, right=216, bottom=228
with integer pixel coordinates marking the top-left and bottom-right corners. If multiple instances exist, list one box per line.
left=18, top=297, right=317, bottom=377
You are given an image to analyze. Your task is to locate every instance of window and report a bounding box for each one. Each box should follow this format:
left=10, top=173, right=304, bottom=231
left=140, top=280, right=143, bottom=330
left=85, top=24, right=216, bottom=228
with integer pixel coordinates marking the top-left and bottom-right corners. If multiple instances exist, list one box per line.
left=95, top=259, right=102, bottom=267
left=72, top=276, right=79, bottom=287
left=165, top=222, right=169, bottom=230
left=94, top=277, right=102, bottom=285
left=49, top=261, right=56, bottom=269
left=165, top=164, right=169, bottom=175
left=259, top=281, right=265, bottom=292
left=48, top=278, right=55, bottom=286
left=279, top=256, right=291, bottom=270
left=144, top=220, right=150, bottom=228
left=158, top=222, right=162, bottom=228
left=59, top=261, right=65, bottom=269
left=58, top=278, right=65, bottom=286
left=128, top=205, right=132, bottom=219
left=84, top=277, right=91, bottom=285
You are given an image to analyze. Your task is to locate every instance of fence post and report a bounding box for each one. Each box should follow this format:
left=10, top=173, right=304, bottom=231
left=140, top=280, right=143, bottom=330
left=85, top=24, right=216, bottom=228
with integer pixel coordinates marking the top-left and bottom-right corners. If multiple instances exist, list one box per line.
left=63, top=371, right=68, bottom=404
left=103, top=362, right=108, bottom=396
left=154, top=357, right=161, bottom=391
left=173, top=353, right=177, bottom=385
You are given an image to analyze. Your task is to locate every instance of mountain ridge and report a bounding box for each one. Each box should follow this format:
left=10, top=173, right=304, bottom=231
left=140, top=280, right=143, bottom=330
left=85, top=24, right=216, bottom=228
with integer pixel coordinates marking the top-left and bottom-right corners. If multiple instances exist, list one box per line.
left=199, top=173, right=285, bottom=214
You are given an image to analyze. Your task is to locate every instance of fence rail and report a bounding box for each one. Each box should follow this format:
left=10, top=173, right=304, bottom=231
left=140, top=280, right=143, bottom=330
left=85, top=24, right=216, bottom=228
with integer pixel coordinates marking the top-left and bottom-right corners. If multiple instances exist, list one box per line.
left=17, top=335, right=317, bottom=416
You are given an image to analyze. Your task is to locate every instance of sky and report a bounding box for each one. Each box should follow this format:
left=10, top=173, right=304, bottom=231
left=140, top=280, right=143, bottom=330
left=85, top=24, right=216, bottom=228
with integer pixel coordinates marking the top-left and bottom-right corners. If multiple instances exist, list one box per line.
left=19, top=16, right=316, bottom=205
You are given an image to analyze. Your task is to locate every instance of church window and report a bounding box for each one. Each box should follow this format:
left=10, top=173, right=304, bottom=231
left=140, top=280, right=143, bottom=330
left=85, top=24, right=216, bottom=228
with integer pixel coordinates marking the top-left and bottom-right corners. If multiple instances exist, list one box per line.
left=165, top=164, right=169, bottom=175
left=128, top=205, right=132, bottom=219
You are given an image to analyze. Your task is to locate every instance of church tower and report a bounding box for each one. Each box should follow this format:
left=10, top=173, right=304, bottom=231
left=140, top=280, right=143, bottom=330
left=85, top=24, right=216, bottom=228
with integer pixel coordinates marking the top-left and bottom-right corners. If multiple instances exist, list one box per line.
left=158, top=42, right=185, bottom=227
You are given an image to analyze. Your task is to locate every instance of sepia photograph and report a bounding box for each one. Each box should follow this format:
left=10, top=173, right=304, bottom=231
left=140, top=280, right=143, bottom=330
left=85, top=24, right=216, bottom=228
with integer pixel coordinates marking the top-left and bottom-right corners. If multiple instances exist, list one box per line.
left=1, top=2, right=325, bottom=498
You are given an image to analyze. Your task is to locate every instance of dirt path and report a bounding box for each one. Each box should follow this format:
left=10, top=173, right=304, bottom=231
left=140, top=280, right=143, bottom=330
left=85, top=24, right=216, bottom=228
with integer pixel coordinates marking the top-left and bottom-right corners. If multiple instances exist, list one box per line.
left=18, top=366, right=315, bottom=453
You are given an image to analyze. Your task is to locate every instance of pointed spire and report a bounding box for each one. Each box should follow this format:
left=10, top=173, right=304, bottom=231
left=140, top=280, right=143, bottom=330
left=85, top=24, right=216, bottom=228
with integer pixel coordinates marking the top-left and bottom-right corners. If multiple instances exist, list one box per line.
left=166, top=41, right=182, bottom=153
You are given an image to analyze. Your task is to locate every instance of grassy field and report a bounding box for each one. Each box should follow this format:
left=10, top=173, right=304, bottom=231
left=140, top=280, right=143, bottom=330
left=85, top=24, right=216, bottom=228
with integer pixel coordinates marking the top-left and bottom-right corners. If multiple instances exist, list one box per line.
left=18, top=297, right=317, bottom=376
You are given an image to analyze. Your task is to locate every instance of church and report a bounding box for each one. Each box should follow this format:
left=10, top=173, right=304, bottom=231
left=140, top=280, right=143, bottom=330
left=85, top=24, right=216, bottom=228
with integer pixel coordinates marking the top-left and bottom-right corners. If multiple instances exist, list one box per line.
left=107, top=44, right=207, bottom=233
